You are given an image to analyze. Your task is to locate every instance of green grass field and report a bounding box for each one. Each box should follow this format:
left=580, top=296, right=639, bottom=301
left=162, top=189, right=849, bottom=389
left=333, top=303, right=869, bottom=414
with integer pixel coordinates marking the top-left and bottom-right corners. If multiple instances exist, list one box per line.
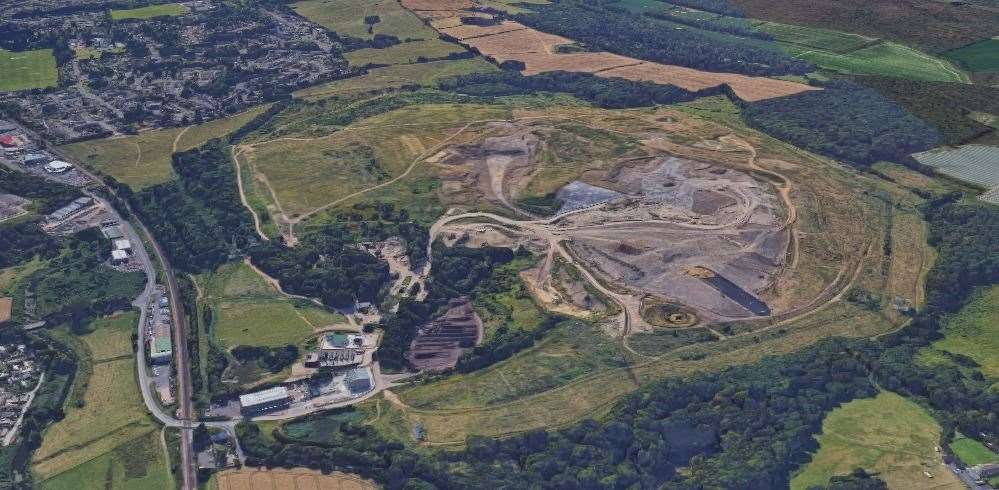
left=951, top=433, right=999, bottom=466
left=294, top=59, right=496, bottom=101
left=33, top=314, right=159, bottom=482
left=344, top=40, right=465, bottom=67
left=754, top=20, right=874, bottom=53
left=292, top=0, right=432, bottom=39
left=201, top=262, right=345, bottom=349
left=944, top=39, right=999, bottom=73
left=110, top=3, right=188, bottom=20
left=780, top=41, right=967, bottom=82
left=791, top=391, right=962, bottom=490
left=920, top=286, right=999, bottom=378
left=61, top=104, right=271, bottom=190
left=0, top=48, right=57, bottom=92
left=38, top=430, right=171, bottom=490
left=292, top=0, right=465, bottom=66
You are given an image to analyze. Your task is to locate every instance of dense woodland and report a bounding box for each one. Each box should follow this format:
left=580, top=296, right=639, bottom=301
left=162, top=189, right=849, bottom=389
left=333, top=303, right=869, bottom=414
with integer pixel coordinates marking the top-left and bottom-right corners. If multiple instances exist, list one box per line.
left=740, top=80, right=941, bottom=167
left=439, top=71, right=701, bottom=108
left=125, top=141, right=255, bottom=272
left=854, top=76, right=999, bottom=146
left=0, top=220, right=57, bottom=268
left=512, top=2, right=811, bottom=76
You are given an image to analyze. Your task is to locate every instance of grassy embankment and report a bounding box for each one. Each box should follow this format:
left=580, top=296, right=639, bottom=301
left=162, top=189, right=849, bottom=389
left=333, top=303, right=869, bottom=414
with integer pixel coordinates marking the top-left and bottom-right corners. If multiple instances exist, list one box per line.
left=61, top=105, right=271, bottom=190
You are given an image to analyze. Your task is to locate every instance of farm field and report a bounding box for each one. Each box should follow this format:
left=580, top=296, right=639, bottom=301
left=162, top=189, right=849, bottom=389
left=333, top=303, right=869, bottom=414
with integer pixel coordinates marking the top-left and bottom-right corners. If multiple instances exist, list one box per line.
left=214, top=468, right=375, bottom=490
left=789, top=391, right=962, bottom=490
left=32, top=314, right=160, bottom=483
left=920, top=286, right=999, bottom=379
left=60, top=105, right=272, bottom=190
left=110, top=3, right=188, bottom=20
left=199, top=262, right=346, bottom=349
left=294, top=58, right=496, bottom=101
left=778, top=41, right=967, bottom=82
left=38, top=430, right=172, bottom=490
left=944, top=39, right=999, bottom=73
left=753, top=20, right=873, bottom=53
left=426, top=17, right=818, bottom=101
left=911, top=145, right=999, bottom=203
left=950, top=433, right=999, bottom=466
left=0, top=48, right=58, bottom=92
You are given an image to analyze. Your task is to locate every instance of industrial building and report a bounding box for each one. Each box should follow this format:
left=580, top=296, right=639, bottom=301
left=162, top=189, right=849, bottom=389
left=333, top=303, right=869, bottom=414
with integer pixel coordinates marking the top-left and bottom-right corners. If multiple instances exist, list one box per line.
left=47, top=196, right=94, bottom=221
left=239, top=386, right=291, bottom=415
left=345, top=367, right=373, bottom=395
left=43, top=160, right=72, bottom=173
left=149, top=335, right=172, bottom=364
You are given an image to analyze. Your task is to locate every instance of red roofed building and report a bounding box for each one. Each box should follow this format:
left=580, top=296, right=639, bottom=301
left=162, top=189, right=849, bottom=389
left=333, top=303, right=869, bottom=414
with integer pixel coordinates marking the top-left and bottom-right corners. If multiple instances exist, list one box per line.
left=0, top=135, right=21, bottom=148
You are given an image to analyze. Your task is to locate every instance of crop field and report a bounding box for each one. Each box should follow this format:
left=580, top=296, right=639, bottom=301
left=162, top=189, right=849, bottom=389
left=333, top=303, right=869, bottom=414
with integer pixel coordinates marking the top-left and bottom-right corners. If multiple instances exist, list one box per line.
left=790, top=391, right=962, bottom=490
left=950, top=432, right=999, bottom=466
left=215, top=468, right=375, bottom=490
left=429, top=18, right=818, bottom=101
left=779, top=41, right=968, bottom=82
left=912, top=145, right=999, bottom=203
left=944, top=39, right=999, bottom=73
left=294, top=59, right=496, bottom=101
left=920, top=286, right=999, bottom=379
left=0, top=48, right=57, bottom=92
left=39, top=430, right=171, bottom=490
left=201, top=262, right=345, bottom=349
left=61, top=104, right=272, bottom=190
left=110, top=3, right=189, bottom=20
left=32, top=322, right=155, bottom=481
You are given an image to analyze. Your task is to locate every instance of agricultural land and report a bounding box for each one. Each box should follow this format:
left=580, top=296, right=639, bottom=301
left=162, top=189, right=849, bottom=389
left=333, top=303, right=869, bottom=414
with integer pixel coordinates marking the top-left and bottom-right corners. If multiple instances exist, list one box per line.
left=109, top=3, right=189, bottom=21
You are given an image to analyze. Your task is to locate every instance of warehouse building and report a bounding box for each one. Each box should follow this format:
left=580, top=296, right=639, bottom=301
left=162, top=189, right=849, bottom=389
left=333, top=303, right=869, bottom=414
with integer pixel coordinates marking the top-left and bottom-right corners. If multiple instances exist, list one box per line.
left=239, top=386, right=291, bottom=415
left=345, top=367, right=373, bottom=395
left=149, top=335, right=172, bottom=364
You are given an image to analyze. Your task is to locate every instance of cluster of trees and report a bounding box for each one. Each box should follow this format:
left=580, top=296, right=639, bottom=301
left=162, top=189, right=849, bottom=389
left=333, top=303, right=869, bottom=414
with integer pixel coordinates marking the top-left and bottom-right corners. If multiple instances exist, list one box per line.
left=922, top=195, right=999, bottom=313
left=248, top=228, right=390, bottom=309
left=512, top=2, right=811, bottom=76
left=28, top=228, right=145, bottom=325
left=740, top=80, right=941, bottom=167
left=438, top=70, right=702, bottom=109
left=232, top=344, right=300, bottom=373
left=0, top=221, right=57, bottom=268
left=854, top=76, right=999, bottom=147
left=643, top=10, right=773, bottom=40
left=0, top=166, right=82, bottom=214
left=125, top=141, right=255, bottom=272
